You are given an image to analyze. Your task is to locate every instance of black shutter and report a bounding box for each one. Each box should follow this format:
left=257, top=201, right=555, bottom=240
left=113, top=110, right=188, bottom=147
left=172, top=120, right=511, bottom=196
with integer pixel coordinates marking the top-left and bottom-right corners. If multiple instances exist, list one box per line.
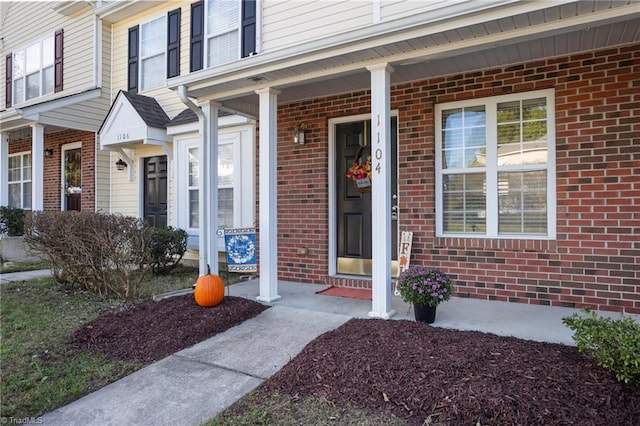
left=190, top=1, right=204, bottom=72
left=5, top=54, right=12, bottom=108
left=167, top=8, right=181, bottom=78
left=241, top=0, right=256, bottom=58
left=54, top=29, right=64, bottom=92
left=128, top=26, right=139, bottom=93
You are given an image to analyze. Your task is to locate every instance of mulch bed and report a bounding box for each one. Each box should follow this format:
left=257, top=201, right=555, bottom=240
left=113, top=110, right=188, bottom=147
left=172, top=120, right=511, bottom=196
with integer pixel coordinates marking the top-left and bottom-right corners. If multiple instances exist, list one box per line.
left=260, top=318, right=640, bottom=425
left=69, top=294, right=268, bottom=363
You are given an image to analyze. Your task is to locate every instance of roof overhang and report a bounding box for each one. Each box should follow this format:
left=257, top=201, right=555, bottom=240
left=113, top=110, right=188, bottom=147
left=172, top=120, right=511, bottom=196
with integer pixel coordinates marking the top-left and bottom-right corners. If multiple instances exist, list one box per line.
left=0, top=88, right=103, bottom=135
left=168, top=1, right=640, bottom=114
left=99, top=91, right=171, bottom=152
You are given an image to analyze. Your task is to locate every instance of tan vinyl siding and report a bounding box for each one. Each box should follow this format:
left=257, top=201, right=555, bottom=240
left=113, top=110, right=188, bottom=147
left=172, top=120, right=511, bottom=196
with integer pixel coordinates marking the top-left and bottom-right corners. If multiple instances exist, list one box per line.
left=261, top=0, right=372, bottom=52
left=95, top=148, right=111, bottom=213
left=110, top=1, right=190, bottom=119
left=380, top=0, right=463, bottom=22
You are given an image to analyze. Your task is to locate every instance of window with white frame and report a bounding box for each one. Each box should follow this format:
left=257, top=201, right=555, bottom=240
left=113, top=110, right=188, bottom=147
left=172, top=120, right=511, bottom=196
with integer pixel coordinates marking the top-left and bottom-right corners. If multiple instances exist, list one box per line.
left=176, top=126, right=255, bottom=250
left=206, top=0, right=240, bottom=67
left=435, top=89, right=555, bottom=238
left=140, top=16, right=166, bottom=91
left=13, top=36, right=54, bottom=104
left=8, top=152, right=32, bottom=209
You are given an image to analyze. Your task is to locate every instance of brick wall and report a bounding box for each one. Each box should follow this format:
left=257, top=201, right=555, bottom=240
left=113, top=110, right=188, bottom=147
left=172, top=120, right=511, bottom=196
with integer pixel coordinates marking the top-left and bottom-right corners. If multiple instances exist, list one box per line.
left=8, top=129, right=97, bottom=212
left=273, top=43, right=640, bottom=314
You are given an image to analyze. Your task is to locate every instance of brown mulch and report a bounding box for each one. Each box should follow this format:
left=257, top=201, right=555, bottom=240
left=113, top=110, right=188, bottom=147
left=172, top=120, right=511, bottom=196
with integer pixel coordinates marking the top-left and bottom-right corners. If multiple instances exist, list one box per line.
left=260, top=319, right=640, bottom=426
left=69, top=296, right=640, bottom=425
left=69, top=294, right=268, bottom=363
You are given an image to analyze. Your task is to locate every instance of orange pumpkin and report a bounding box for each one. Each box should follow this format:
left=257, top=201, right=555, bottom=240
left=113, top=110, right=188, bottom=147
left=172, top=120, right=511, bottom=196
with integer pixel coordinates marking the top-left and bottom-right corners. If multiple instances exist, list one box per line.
left=194, top=273, right=225, bottom=307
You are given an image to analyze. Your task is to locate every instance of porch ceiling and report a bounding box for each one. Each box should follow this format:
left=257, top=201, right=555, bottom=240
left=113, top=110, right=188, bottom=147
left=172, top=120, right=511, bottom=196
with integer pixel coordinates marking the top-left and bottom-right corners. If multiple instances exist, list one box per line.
left=171, top=1, right=640, bottom=117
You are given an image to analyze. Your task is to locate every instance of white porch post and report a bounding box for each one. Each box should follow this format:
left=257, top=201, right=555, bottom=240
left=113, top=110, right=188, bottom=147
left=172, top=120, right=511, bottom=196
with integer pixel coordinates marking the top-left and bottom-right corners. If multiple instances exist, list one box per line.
left=256, top=88, right=281, bottom=303
left=31, top=124, right=45, bottom=211
left=367, top=63, right=395, bottom=319
left=202, top=101, right=220, bottom=275
left=0, top=133, right=8, bottom=206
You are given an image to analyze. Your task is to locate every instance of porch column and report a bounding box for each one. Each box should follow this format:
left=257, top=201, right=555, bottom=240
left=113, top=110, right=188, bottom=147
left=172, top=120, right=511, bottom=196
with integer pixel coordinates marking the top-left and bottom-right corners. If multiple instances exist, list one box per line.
left=367, top=63, right=395, bottom=319
left=200, top=101, right=220, bottom=275
left=0, top=133, right=8, bottom=206
left=31, top=124, right=45, bottom=211
left=256, top=88, right=281, bottom=303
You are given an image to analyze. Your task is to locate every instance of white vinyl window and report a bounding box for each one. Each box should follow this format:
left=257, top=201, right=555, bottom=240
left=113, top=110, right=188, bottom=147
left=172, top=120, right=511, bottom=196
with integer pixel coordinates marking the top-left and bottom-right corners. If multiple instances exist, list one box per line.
left=140, top=16, right=166, bottom=91
left=206, top=0, right=240, bottom=67
left=175, top=125, right=255, bottom=250
left=13, top=36, right=54, bottom=104
left=8, top=152, right=32, bottom=209
left=435, top=89, right=555, bottom=239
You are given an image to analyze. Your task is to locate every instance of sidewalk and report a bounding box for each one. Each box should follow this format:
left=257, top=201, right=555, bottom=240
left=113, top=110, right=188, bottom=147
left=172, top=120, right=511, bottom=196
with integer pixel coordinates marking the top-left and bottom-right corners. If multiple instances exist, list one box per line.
left=0, top=268, right=51, bottom=283
left=14, top=274, right=637, bottom=425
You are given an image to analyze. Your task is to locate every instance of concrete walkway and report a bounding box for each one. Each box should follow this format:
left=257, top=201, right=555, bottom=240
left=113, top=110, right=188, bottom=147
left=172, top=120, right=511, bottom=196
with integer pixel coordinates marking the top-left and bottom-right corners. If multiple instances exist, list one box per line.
left=5, top=271, right=636, bottom=425
left=0, top=268, right=51, bottom=283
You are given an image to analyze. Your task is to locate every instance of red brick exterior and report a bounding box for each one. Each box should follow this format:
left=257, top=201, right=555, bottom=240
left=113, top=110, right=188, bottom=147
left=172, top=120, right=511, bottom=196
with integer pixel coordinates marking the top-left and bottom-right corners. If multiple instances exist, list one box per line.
left=272, top=43, right=640, bottom=314
left=8, top=129, right=96, bottom=212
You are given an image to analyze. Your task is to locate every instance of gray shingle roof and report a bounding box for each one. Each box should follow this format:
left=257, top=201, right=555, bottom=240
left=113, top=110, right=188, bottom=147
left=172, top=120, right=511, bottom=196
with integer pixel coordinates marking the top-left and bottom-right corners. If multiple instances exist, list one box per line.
left=120, top=90, right=170, bottom=128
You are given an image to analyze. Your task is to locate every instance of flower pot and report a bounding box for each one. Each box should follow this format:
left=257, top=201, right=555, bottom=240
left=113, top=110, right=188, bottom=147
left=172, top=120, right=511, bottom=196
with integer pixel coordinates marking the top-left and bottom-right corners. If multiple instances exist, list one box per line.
left=413, top=304, right=437, bottom=324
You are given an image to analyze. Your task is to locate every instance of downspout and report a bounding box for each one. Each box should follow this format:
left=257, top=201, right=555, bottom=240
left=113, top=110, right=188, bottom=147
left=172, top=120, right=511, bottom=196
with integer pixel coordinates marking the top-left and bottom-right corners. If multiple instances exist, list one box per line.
left=178, top=85, right=208, bottom=277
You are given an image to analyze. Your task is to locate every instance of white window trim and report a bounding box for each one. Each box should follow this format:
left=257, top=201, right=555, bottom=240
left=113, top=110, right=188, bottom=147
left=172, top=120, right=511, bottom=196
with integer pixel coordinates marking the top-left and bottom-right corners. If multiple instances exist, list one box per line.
left=139, top=14, right=167, bottom=92
left=435, top=88, right=556, bottom=240
left=204, top=0, right=242, bottom=68
left=174, top=124, right=255, bottom=251
left=12, top=35, right=55, bottom=105
left=8, top=151, right=32, bottom=209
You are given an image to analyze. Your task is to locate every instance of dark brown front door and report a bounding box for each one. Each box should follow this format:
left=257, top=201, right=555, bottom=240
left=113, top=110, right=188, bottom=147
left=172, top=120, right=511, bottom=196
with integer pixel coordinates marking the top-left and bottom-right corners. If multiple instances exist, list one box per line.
left=336, top=118, right=398, bottom=276
left=144, top=156, right=168, bottom=227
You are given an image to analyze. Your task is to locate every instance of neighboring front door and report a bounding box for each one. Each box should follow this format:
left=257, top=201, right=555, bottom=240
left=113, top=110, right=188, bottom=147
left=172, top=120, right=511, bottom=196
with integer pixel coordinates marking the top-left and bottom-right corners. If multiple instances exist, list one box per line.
left=336, top=118, right=398, bottom=276
left=63, top=147, right=82, bottom=211
left=143, top=156, right=168, bottom=227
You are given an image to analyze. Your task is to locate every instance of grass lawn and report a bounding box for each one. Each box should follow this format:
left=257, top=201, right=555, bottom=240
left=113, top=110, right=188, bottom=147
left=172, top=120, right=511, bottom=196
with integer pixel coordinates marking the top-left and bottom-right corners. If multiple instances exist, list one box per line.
left=0, top=265, right=199, bottom=418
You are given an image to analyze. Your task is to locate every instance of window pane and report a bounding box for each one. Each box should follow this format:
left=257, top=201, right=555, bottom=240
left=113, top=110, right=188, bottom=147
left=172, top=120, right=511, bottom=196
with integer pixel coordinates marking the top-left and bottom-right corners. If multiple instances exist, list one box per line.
left=22, top=182, right=32, bottom=209
left=498, top=171, right=547, bottom=234
left=218, top=188, right=233, bottom=228
left=208, top=31, right=238, bottom=66
left=189, top=189, right=199, bottom=228
left=207, top=0, right=239, bottom=35
left=188, top=148, right=199, bottom=186
left=26, top=73, right=40, bottom=100
left=141, top=54, right=165, bottom=90
left=42, top=36, right=54, bottom=67
left=141, top=17, right=166, bottom=57
left=42, top=66, right=54, bottom=95
left=497, top=100, right=520, bottom=123
left=218, top=143, right=233, bottom=186
left=443, top=173, right=486, bottom=233
left=8, top=184, right=20, bottom=208
left=523, top=98, right=546, bottom=120
left=442, top=106, right=485, bottom=169
left=13, top=50, right=25, bottom=78
left=25, top=43, right=40, bottom=74
left=23, top=154, right=32, bottom=179
left=13, top=78, right=25, bottom=104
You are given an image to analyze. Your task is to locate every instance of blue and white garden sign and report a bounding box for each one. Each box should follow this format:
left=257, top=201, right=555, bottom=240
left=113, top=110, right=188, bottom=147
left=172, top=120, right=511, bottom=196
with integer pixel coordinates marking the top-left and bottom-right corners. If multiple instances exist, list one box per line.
left=224, top=227, right=257, bottom=273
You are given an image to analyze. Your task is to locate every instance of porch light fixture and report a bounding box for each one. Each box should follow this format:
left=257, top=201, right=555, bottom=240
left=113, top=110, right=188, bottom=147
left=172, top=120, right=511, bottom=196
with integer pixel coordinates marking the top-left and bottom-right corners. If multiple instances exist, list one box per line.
left=115, top=158, right=127, bottom=171
left=293, top=122, right=307, bottom=145
left=44, top=148, right=54, bottom=158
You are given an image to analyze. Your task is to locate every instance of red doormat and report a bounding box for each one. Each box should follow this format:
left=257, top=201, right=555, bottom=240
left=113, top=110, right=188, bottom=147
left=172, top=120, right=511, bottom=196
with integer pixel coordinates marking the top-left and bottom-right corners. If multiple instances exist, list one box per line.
left=316, top=286, right=372, bottom=300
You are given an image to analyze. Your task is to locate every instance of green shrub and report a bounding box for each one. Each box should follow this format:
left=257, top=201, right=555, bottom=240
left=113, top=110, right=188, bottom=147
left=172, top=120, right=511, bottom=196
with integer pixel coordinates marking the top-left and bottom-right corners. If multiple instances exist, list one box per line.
left=149, top=226, right=188, bottom=275
left=25, top=211, right=153, bottom=299
left=0, top=206, right=25, bottom=236
left=563, top=308, right=640, bottom=387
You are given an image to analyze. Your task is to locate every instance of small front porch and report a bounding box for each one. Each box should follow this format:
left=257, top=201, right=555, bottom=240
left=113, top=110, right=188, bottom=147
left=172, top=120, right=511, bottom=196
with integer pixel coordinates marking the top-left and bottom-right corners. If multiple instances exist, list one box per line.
left=226, top=278, right=589, bottom=346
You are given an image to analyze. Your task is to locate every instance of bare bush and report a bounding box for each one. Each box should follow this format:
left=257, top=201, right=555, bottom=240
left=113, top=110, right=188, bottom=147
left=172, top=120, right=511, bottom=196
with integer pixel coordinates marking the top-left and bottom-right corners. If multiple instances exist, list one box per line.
left=25, top=211, right=153, bottom=299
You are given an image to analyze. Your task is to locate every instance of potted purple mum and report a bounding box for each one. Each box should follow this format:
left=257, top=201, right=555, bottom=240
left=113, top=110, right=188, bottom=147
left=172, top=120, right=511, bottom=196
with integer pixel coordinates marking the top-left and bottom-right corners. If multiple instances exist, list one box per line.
left=397, top=265, right=453, bottom=323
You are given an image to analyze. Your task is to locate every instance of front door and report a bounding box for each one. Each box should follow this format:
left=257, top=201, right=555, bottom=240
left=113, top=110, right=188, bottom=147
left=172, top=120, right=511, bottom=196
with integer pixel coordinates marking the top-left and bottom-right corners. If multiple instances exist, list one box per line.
left=143, top=156, right=168, bottom=227
left=63, top=147, right=82, bottom=211
left=336, top=118, right=398, bottom=276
